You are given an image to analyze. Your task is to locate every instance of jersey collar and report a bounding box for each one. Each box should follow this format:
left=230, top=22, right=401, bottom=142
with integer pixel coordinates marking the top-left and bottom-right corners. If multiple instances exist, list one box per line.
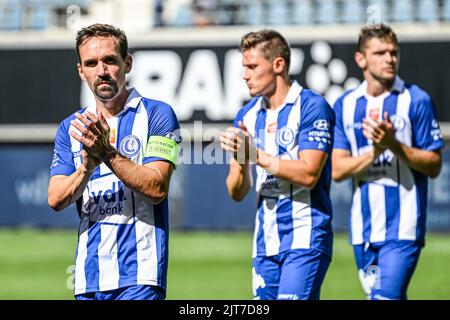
left=359, top=75, right=406, bottom=97
left=84, top=87, right=142, bottom=116
left=259, top=80, right=303, bottom=110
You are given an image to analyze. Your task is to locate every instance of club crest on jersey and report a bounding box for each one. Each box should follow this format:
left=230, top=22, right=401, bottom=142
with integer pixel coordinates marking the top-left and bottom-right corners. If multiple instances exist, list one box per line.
left=276, top=127, right=295, bottom=147
left=267, top=122, right=277, bottom=133
left=119, top=135, right=141, bottom=158
left=390, top=114, right=406, bottom=132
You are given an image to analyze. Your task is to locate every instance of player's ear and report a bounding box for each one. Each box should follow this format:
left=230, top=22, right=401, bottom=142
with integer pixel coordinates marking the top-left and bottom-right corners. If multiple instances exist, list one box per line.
left=273, top=57, right=285, bottom=75
left=354, top=51, right=366, bottom=70
left=125, top=54, right=133, bottom=74
left=77, top=62, right=86, bottom=81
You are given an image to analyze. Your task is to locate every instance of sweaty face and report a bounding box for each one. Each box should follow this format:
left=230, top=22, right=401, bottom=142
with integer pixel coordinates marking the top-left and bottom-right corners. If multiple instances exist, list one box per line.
left=362, top=38, right=399, bottom=84
left=77, top=37, right=130, bottom=101
left=242, top=47, right=276, bottom=97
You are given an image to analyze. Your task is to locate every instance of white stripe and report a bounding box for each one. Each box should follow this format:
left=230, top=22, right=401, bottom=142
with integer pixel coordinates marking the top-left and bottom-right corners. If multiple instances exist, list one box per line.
left=98, top=224, right=120, bottom=291
left=291, top=191, right=312, bottom=250
left=74, top=227, right=88, bottom=294
left=350, top=187, right=363, bottom=245
left=132, top=101, right=149, bottom=165
left=252, top=210, right=260, bottom=259
left=285, top=97, right=301, bottom=158
left=369, top=184, right=386, bottom=242
left=134, top=191, right=158, bottom=284
left=395, top=89, right=412, bottom=147
left=342, top=90, right=361, bottom=156
left=264, top=109, right=279, bottom=156
left=135, top=218, right=159, bottom=283
left=398, top=184, right=418, bottom=240
left=262, top=198, right=281, bottom=256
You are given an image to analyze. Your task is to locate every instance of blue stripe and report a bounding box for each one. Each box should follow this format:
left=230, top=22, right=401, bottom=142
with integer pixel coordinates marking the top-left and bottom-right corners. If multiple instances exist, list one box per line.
left=116, top=222, right=138, bottom=288
left=413, top=171, right=427, bottom=243
left=154, top=201, right=169, bottom=289
left=276, top=197, right=293, bottom=253
left=254, top=109, right=267, bottom=150
left=385, top=185, right=400, bottom=239
left=276, top=103, right=294, bottom=156
left=354, top=96, right=368, bottom=149
left=360, top=183, right=372, bottom=243
left=256, top=199, right=266, bottom=256
left=382, top=92, right=398, bottom=118
left=84, top=221, right=101, bottom=292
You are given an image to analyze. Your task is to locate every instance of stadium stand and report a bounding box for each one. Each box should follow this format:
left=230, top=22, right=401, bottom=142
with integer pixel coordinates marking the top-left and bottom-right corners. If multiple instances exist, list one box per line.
left=1, top=0, right=450, bottom=30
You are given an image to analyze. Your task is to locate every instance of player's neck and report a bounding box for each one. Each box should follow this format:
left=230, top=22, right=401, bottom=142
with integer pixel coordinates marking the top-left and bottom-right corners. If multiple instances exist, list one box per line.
left=265, top=78, right=291, bottom=111
left=96, top=88, right=131, bottom=119
left=365, top=78, right=394, bottom=97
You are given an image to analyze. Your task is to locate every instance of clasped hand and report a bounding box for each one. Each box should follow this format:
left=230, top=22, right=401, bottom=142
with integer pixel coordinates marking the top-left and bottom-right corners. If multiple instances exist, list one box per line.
left=70, top=111, right=111, bottom=171
left=220, top=121, right=257, bottom=164
left=362, top=111, right=397, bottom=151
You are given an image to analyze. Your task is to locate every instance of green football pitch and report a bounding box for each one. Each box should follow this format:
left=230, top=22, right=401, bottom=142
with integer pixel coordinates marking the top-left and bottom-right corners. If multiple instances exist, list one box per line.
left=0, top=228, right=449, bottom=300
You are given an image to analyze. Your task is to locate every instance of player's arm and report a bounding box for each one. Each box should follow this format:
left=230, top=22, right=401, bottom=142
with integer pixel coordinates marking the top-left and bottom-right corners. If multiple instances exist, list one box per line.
left=70, top=111, right=175, bottom=204
left=332, top=148, right=382, bottom=182
left=48, top=152, right=97, bottom=211
left=220, top=126, right=253, bottom=201
left=363, top=112, right=442, bottom=178
left=257, top=148, right=327, bottom=189
left=48, top=119, right=101, bottom=211
left=101, top=151, right=173, bottom=204
left=225, top=158, right=253, bottom=202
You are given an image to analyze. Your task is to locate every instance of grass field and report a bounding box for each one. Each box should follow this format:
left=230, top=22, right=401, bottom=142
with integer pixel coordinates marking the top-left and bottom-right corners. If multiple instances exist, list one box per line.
left=0, top=228, right=449, bottom=300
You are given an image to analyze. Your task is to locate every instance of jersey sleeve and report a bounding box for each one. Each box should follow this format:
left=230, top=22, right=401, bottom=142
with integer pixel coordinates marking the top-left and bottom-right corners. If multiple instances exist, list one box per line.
left=233, top=107, right=246, bottom=128
left=410, top=90, right=445, bottom=151
left=50, top=120, right=76, bottom=177
left=332, top=96, right=351, bottom=151
left=143, top=102, right=182, bottom=167
left=298, top=94, right=335, bottom=154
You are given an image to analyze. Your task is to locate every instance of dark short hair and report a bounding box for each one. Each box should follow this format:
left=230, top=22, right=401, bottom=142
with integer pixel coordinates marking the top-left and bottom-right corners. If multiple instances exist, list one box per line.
left=357, top=24, right=399, bottom=53
left=240, top=29, right=291, bottom=72
left=75, top=23, right=128, bottom=62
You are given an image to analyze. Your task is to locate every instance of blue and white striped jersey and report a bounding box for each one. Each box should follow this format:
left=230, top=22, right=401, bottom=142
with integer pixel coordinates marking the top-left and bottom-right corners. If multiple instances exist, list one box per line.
left=234, top=81, right=335, bottom=258
left=333, top=76, right=444, bottom=245
left=50, top=88, right=180, bottom=295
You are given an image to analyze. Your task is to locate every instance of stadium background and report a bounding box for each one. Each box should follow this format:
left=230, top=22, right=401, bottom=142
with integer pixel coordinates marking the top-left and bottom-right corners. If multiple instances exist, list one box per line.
left=0, top=0, right=449, bottom=299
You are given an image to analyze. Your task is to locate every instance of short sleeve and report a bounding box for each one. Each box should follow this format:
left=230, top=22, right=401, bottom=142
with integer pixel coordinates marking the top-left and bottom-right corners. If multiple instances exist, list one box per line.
left=143, top=102, right=182, bottom=166
left=409, top=88, right=445, bottom=151
left=298, top=93, right=335, bottom=154
left=50, top=120, right=76, bottom=177
left=233, top=107, right=246, bottom=128
left=332, top=96, right=351, bottom=151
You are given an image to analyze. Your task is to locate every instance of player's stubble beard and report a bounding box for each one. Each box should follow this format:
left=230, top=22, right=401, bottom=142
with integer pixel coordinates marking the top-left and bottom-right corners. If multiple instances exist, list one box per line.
left=94, top=76, right=119, bottom=101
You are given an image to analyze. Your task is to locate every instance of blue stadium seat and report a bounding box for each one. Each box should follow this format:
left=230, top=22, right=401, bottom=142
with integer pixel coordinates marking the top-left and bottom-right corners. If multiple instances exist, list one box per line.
left=341, top=0, right=364, bottom=24
left=0, top=0, right=21, bottom=30
left=392, top=0, right=414, bottom=23
left=316, top=0, right=338, bottom=25
left=172, top=4, right=194, bottom=27
left=417, top=0, right=438, bottom=22
left=291, top=0, right=313, bottom=25
left=243, top=0, right=264, bottom=26
left=266, top=0, right=289, bottom=25
left=51, top=0, right=90, bottom=7
left=30, top=5, right=50, bottom=30
left=444, top=0, right=450, bottom=20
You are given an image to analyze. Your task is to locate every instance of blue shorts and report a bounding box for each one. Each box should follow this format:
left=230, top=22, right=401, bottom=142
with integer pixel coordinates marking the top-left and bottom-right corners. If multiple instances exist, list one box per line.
left=75, top=285, right=165, bottom=300
left=252, top=249, right=330, bottom=300
left=353, top=240, right=422, bottom=300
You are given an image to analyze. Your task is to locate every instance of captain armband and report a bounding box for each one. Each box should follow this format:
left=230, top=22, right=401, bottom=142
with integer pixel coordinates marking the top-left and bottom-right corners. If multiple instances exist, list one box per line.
left=145, top=136, right=180, bottom=166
